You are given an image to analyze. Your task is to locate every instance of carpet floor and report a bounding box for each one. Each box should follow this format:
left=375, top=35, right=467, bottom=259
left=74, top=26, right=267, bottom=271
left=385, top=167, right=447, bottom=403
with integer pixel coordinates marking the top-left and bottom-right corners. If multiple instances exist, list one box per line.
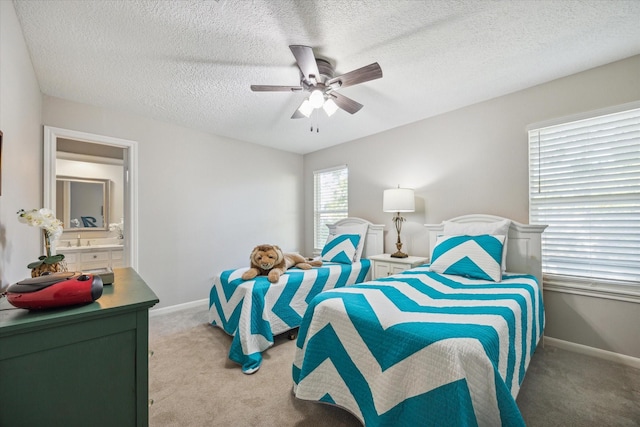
left=148, top=307, right=640, bottom=426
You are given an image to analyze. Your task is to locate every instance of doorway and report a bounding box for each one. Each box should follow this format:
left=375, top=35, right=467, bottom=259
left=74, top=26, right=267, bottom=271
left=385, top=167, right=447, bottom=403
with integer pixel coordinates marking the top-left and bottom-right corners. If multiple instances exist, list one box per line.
left=43, top=126, right=138, bottom=269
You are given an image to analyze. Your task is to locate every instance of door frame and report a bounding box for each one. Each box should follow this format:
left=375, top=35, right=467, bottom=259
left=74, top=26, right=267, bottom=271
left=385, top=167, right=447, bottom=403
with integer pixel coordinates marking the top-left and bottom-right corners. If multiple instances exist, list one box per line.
left=44, top=126, right=139, bottom=270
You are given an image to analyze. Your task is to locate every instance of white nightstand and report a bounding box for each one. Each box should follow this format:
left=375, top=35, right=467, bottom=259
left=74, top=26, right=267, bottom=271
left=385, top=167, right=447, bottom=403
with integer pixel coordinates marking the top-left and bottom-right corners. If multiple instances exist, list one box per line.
left=368, top=254, right=429, bottom=279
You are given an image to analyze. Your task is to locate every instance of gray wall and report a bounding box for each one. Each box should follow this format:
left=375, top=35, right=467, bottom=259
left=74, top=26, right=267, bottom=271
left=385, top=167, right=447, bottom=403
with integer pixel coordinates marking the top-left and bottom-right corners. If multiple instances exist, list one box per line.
left=304, top=55, right=640, bottom=358
left=2, top=0, right=305, bottom=311
left=1, top=0, right=305, bottom=308
left=0, top=1, right=44, bottom=287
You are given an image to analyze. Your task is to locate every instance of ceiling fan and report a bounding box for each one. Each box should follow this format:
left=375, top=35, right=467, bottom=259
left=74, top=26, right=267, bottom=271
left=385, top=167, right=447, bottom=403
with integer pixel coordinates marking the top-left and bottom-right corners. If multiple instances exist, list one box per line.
left=250, top=45, right=383, bottom=119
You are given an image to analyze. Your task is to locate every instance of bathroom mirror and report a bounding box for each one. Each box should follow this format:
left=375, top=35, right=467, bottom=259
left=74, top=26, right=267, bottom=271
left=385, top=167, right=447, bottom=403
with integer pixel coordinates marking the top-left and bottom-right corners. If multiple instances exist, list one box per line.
left=56, top=176, right=110, bottom=230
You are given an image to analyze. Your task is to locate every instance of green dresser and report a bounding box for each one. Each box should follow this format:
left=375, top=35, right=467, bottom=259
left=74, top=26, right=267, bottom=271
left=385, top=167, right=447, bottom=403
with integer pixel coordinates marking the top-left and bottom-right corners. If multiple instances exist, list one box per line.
left=0, top=268, right=159, bottom=427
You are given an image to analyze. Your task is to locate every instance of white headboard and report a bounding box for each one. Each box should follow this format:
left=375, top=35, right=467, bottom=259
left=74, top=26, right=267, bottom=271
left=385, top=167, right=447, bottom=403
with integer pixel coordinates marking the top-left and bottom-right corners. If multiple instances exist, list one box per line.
left=327, top=217, right=385, bottom=259
left=424, top=214, right=547, bottom=286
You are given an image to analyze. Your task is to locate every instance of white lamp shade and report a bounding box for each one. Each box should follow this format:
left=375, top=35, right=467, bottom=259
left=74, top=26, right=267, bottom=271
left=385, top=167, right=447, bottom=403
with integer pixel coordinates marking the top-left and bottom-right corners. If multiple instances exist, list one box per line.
left=383, top=188, right=415, bottom=212
left=323, top=98, right=339, bottom=116
left=298, top=99, right=314, bottom=117
left=309, top=89, right=325, bottom=108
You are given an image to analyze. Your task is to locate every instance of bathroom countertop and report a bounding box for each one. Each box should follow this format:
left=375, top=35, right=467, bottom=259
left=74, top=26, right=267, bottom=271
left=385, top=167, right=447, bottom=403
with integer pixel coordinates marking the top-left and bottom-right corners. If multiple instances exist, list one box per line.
left=57, top=244, right=124, bottom=251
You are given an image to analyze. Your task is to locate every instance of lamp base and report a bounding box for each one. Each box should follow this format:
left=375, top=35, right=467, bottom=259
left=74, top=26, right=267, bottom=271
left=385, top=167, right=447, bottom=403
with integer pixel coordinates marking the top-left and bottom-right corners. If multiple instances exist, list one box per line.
left=390, top=251, right=408, bottom=258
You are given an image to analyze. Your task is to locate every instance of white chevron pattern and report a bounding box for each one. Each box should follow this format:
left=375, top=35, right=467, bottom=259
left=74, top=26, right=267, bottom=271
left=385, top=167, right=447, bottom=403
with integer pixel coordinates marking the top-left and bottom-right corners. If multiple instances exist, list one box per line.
left=293, top=270, right=543, bottom=426
left=430, top=235, right=505, bottom=282
left=209, top=260, right=371, bottom=373
left=321, top=234, right=360, bottom=263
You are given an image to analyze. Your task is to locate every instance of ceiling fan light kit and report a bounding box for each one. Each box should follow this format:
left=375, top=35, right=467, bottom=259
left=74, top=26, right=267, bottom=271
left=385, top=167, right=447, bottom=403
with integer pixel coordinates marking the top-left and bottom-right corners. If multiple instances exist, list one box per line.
left=309, top=89, right=325, bottom=108
left=322, top=98, right=339, bottom=117
left=298, top=99, right=314, bottom=118
left=251, top=45, right=383, bottom=121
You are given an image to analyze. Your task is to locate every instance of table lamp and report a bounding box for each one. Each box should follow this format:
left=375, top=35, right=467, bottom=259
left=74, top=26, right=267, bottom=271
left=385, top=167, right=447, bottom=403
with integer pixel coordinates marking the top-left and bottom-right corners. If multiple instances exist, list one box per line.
left=383, top=187, right=415, bottom=258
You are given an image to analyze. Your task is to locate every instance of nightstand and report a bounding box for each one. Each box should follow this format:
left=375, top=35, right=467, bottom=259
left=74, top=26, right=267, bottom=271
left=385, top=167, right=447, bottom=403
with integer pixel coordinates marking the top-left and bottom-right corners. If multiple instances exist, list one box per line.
left=368, top=253, right=429, bottom=279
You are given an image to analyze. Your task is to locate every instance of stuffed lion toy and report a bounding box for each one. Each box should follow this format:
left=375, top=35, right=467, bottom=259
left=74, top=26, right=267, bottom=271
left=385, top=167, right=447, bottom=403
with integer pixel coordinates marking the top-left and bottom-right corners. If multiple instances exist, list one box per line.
left=241, top=244, right=322, bottom=283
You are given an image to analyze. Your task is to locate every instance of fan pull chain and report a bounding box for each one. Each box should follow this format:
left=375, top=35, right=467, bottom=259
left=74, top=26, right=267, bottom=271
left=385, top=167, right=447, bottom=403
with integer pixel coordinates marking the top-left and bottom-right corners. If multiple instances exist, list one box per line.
left=310, top=110, right=320, bottom=133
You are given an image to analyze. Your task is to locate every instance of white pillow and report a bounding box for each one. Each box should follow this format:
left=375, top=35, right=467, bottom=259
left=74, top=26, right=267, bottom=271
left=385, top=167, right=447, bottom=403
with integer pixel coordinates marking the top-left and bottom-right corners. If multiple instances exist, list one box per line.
left=442, top=219, right=511, bottom=271
left=325, top=223, right=369, bottom=262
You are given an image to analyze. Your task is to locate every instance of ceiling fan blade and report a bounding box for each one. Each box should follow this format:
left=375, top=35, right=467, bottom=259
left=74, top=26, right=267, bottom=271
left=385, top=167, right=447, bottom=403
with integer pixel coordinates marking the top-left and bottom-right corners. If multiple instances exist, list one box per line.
left=327, top=62, right=382, bottom=89
left=289, top=45, right=320, bottom=83
left=251, top=85, right=302, bottom=92
left=329, top=92, right=363, bottom=114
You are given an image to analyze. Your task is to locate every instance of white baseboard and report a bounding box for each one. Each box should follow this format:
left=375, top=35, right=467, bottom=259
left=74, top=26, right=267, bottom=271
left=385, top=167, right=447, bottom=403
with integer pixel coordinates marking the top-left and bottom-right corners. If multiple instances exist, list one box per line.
left=544, top=336, right=640, bottom=369
left=149, top=298, right=208, bottom=318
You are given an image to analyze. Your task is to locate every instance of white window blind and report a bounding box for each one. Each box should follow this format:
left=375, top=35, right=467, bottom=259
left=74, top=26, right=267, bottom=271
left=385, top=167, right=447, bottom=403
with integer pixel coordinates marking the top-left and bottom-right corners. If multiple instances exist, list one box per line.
left=528, top=107, right=640, bottom=285
left=314, top=165, right=348, bottom=251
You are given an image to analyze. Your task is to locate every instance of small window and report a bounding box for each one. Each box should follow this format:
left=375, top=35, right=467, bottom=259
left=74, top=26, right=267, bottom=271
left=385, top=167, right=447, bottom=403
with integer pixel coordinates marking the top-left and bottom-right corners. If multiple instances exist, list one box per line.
left=314, top=165, right=348, bottom=252
left=528, top=106, right=640, bottom=286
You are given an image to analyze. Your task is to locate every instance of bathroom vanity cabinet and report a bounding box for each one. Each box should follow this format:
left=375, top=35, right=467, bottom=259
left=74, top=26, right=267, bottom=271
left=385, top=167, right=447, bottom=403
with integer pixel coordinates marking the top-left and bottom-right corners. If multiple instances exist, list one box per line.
left=0, top=267, right=158, bottom=427
left=58, top=245, right=124, bottom=272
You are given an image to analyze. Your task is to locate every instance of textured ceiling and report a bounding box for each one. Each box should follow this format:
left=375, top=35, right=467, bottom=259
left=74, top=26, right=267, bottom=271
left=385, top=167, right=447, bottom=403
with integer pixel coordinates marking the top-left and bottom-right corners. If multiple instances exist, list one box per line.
left=13, top=0, right=640, bottom=154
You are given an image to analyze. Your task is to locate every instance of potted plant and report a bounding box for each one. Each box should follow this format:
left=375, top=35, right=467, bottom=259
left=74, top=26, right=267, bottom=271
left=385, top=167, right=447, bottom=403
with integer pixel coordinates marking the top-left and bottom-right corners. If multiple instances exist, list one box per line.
left=17, top=208, right=66, bottom=277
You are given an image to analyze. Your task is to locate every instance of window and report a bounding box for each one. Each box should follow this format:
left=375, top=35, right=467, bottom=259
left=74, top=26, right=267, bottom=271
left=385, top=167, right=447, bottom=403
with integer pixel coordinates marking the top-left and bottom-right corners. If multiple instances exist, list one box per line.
left=314, top=165, right=348, bottom=251
left=528, top=106, right=640, bottom=289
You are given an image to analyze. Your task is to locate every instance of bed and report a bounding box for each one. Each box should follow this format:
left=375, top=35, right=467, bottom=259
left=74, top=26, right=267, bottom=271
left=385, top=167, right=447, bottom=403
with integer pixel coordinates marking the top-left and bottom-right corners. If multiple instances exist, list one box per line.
left=292, top=214, right=547, bottom=426
left=208, top=217, right=384, bottom=374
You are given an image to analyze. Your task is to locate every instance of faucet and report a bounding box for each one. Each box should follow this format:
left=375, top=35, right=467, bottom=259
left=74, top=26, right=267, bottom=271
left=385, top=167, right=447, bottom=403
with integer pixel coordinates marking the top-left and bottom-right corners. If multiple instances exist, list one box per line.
left=77, top=234, right=81, bottom=247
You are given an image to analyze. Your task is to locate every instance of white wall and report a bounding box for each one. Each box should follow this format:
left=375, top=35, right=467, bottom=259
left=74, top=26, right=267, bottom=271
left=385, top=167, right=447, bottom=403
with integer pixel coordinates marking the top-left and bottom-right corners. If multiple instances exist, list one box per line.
left=42, top=96, right=304, bottom=309
left=304, top=55, right=640, bottom=358
left=0, top=1, right=44, bottom=288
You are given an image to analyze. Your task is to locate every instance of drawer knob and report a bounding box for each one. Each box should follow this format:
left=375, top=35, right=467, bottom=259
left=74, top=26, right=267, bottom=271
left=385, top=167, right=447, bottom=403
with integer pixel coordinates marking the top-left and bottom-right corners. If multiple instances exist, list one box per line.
left=93, top=255, right=97, bottom=259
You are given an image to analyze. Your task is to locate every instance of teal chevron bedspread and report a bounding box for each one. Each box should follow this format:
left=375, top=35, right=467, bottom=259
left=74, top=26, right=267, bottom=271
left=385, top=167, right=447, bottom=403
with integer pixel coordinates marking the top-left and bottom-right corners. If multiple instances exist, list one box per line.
left=292, top=265, right=544, bottom=426
left=208, top=260, right=371, bottom=374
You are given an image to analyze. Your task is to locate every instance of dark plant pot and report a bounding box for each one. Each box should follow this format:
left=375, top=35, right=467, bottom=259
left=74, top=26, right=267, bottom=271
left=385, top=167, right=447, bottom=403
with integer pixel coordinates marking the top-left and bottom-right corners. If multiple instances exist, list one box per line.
left=31, top=262, right=66, bottom=277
